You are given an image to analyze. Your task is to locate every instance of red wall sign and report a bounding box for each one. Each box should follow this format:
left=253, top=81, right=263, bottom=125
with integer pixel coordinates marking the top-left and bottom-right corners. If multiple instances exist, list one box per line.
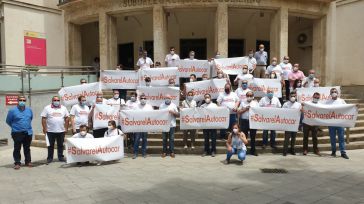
left=5, top=95, right=19, bottom=106
left=24, top=31, right=47, bottom=66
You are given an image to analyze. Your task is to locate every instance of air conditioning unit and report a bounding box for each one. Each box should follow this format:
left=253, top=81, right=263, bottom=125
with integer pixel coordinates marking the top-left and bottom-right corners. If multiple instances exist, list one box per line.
left=296, top=29, right=312, bottom=48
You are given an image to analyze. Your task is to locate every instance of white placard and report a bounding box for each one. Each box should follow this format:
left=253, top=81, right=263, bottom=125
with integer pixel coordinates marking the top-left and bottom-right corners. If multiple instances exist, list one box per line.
left=248, top=78, right=282, bottom=98
left=185, top=79, right=227, bottom=101
left=214, top=57, right=248, bottom=75
left=136, top=86, right=180, bottom=107
left=296, top=86, right=341, bottom=103
left=180, top=107, right=230, bottom=130
left=93, top=104, right=120, bottom=130
left=177, top=60, right=210, bottom=78
left=100, top=70, right=139, bottom=89
left=59, top=82, right=101, bottom=106
left=139, top=67, right=179, bottom=86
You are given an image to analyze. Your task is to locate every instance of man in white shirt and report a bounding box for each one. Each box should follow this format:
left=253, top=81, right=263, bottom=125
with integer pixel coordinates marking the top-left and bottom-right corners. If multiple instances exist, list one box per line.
left=185, top=51, right=197, bottom=60
left=159, top=95, right=179, bottom=158
left=325, top=88, right=349, bottom=159
left=88, top=97, right=110, bottom=138
left=282, top=91, right=302, bottom=156
left=136, top=50, right=153, bottom=69
left=72, top=125, right=94, bottom=139
left=280, top=56, right=292, bottom=100
left=259, top=89, right=282, bottom=149
left=133, top=94, right=154, bottom=159
left=235, top=80, right=252, bottom=102
left=41, top=96, right=70, bottom=164
left=201, top=94, right=218, bottom=157
left=234, top=65, right=253, bottom=87
left=302, top=92, right=321, bottom=156
left=247, top=49, right=257, bottom=74
left=165, top=47, right=180, bottom=67
left=70, top=95, right=90, bottom=134
left=266, top=57, right=283, bottom=80
left=181, top=91, right=198, bottom=149
left=303, top=69, right=317, bottom=88
left=125, top=92, right=140, bottom=110
left=107, top=90, right=126, bottom=108
left=217, top=83, right=240, bottom=140
left=238, top=91, right=259, bottom=156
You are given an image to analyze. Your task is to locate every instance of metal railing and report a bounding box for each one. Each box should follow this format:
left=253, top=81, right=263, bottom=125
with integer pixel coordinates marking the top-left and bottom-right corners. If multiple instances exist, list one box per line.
left=0, top=65, right=99, bottom=106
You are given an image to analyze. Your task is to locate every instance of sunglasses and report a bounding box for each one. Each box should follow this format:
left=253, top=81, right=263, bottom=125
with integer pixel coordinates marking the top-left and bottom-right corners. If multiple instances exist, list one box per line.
left=53, top=100, right=60, bottom=101
left=19, top=99, right=26, bottom=102
left=140, top=98, right=147, bottom=100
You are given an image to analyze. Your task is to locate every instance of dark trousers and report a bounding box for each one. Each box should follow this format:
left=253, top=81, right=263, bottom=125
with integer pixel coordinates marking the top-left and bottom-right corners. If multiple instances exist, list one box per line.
left=93, top=128, right=108, bottom=138
left=303, top=124, right=319, bottom=152
left=47, top=132, right=65, bottom=161
left=240, top=118, right=257, bottom=155
left=285, top=80, right=290, bottom=100
left=134, top=132, right=148, bottom=155
left=203, top=129, right=217, bottom=154
left=12, top=132, right=32, bottom=165
left=283, top=131, right=297, bottom=154
left=262, top=130, right=276, bottom=147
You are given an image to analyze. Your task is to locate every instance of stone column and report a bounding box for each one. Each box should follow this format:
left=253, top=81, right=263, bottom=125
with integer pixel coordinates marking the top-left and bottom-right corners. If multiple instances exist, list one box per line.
left=153, top=5, right=167, bottom=65
left=324, top=2, right=337, bottom=85
left=313, top=16, right=327, bottom=85
left=215, top=3, right=228, bottom=57
left=270, top=7, right=288, bottom=61
left=66, top=22, right=82, bottom=66
left=99, top=12, right=117, bottom=70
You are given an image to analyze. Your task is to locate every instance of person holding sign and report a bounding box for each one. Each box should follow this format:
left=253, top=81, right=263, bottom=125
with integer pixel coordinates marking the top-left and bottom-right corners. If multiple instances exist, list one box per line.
left=136, top=50, right=154, bottom=69
left=234, top=65, right=253, bottom=87
left=104, top=121, right=124, bottom=138
left=259, top=89, right=282, bottom=149
left=302, top=92, right=321, bottom=156
left=181, top=91, right=198, bottom=149
left=282, top=91, right=302, bottom=156
left=70, top=95, right=90, bottom=134
left=201, top=94, right=218, bottom=157
left=160, top=95, right=179, bottom=158
left=235, top=80, right=252, bottom=102
left=325, top=88, right=349, bottom=159
left=88, top=97, right=109, bottom=138
left=133, top=94, right=154, bottom=159
left=217, top=83, right=240, bottom=140
left=224, top=123, right=248, bottom=165
left=238, top=91, right=259, bottom=156
left=71, top=125, right=93, bottom=139
left=107, top=90, right=126, bottom=107
left=41, top=96, right=70, bottom=164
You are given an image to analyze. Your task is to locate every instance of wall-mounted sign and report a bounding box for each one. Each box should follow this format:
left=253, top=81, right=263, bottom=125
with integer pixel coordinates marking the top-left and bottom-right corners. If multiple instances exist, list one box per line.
left=24, top=31, right=47, bottom=66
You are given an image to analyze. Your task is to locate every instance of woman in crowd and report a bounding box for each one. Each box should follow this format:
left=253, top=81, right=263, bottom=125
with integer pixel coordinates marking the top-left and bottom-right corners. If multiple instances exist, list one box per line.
left=225, top=123, right=248, bottom=165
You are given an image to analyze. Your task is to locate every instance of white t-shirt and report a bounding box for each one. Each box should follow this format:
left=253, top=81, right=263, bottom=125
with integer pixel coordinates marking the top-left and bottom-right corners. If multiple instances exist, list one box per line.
left=280, top=62, right=292, bottom=80
left=266, top=65, right=283, bottom=80
left=165, top=54, right=180, bottom=67
left=259, top=96, right=282, bottom=108
left=137, top=57, right=153, bottom=69
left=282, top=101, right=302, bottom=110
left=72, top=133, right=94, bottom=138
left=70, top=104, right=90, bottom=129
left=217, top=92, right=239, bottom=114
left=41, top=105, right=70, bottom=133
left=125, top=100, right=140, bottom=110
left=137, top=103, right=154, bottom=111
left=303, top=77, right=316, bottom=88
left=235, top=88, right=252, bottom=102
left=181, top=100, right=197, bottom=108
left=104, top=129, right=124, bottom=137
left=239, top=100, right=259, bottom=119
left=234, top=73, right=253, bottom=87
left=325, top=98, right=346, bottom=105
left=159, top=102, right=179, bottom=127
left=107, top=98, right=126, bottom=107
left=247, top=57, right=257, bottom=71
left=200, top=102, right=218, bottom=108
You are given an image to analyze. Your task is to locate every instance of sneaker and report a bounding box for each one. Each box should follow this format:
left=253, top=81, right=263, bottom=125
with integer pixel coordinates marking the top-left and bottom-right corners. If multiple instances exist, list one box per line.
left=142, top=154, right=147, bottom=158
left=13, top=164, right=20, bottom=170
left=202, top=152, right=208, bottom=157
left=331, top=151, right=336, bottom=157
left=191, top=146, right=195, bottom=149
left=170, top=153, right=175, bottom=158
left=224, top=159, right=230, bottom=165
left=341, top=154, right=349, bottom=159
left=184, top=145, right=188, bottom=149
left=290, top=151, right=296, bottom=156
left=97, top=162, right=102, bottom=166
left=161, top=153, right=167, bottom=158
left=314, top=150, right=321, bottom=156
left=211, top=152, right=216, bottom=157
left=132, top=154, right=137, bottom=159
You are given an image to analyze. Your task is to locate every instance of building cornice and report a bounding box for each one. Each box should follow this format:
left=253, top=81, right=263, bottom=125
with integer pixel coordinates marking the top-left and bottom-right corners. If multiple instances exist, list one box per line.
left=2, top=0, right=62, bottom=15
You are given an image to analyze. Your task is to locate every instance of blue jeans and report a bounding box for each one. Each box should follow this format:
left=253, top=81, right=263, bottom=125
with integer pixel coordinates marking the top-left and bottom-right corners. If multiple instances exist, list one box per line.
left=203, top=129, right=217, bottom=154
left=262, top=130, right=276, bottom=147
left=328, top=126, right=346, bottom=154
left=134, top=132, right=148, bottom=155
left=226, top=147, right=246, bottom=161
left=220, top=114, right=237, bottom=139
left=162, top=127, right=175, bottom=153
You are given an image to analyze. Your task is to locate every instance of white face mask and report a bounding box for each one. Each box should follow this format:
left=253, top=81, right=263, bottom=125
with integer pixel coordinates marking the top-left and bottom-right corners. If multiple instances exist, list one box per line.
left=146, top=82, right=151, bottom=86
left=140, top=99, right=146, bottom=105
left=314, top=83, right=319, bottom=87
left=130, top=96, right=136, bottom=102
left=260, top=48, right=264, bottom=52
left=205, top=98, right=211, bottom=104
left=170, top=51, right=175, bottom=55
left=190, top=55, right=194, bottom=59
left=190, top=78, right=194, bottom=82
left=233, top=128, right=239, bottom=134
left=249, top=54, right=253, bottom=58
left=247, top=97, right=253, bottom=102
left=283, top=60, right=289, bottom=64
left=80, top=131, right=87, bottom=136
left=331, top=93, right=338, bottom=98
left=313, top=98, right=319, bottom=103
left=243, top=69, right=248, bottom=74
left=217, top=74, right=223, bottom=78
left=108, top=126, right=113, bottom=130
left=290, top=97, right=296, bottom=103
left=202, top=78, right=208, bottom=81
left=272, top=61, right=277, bottom=66
left=113, top=94, right=119, bottom=99
left=271, top=74, right=276, bottom=79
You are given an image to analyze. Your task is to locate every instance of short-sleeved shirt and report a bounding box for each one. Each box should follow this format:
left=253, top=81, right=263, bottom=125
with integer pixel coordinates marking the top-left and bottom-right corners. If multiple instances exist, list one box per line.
left=217, top=92, right=239, bottom=114
left=234, top=74, right=253, bottom=87
left=104, top=129, right=124, bottom=137
left=72, top=133, right=94, bottom=138
left=137, top=103, right=154, bottom=111
left=254, top=51, right=268, bottom=65
left=41, top=105, right=70, bottom=133
left=282, top=101, right=302, bottom=110
left=247, top=57, right=257, bottom=71
left=235, top=88, right=252, bottom=102
left=303, top=77, right=316, bottom=88
left=70, top=104, right=90, bottom=129
left=288, top=71, right=305, bottom=87
left=165, top=54, right=180, bottom=67
left=325, top=98, right=346, bottom=105
left=266, top=65, right=283, bottom=80
left=239, top=100, right=259, bottom=119
left=137, top=57, right=153, bottom=69
left=6, top=106, right=33, bottom=135
left=107, top=98, right=126, bottom=107
left=200, top=102, right=218, bottom=108
left=181, top=100, right=197, bottom=108
left=259, top=96, right=282, bottom=108
left=125, top=100, right=140, bottom=110
left=280, top=62, right=292, bottom=80
left=159, top=102, right=179, bottom=127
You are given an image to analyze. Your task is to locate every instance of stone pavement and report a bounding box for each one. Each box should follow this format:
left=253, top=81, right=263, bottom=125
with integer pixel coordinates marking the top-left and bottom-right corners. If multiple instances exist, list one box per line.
left=0, top=146, right=363, bottom=204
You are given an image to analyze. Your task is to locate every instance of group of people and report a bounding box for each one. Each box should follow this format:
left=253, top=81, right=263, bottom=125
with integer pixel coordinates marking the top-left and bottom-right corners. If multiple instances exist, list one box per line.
left=5, top=45, right=352, bottom=170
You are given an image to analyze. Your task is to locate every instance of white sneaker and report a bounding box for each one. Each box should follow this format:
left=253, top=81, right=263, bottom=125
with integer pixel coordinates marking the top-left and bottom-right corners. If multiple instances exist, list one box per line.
left=191, top=146, right=195, bottom=149
left=184, top=145, right=188, bottom=149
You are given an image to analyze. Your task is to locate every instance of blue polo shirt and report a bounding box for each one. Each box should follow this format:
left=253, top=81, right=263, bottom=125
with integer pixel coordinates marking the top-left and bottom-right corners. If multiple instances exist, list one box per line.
left=6, top=106, right=33, bottom=136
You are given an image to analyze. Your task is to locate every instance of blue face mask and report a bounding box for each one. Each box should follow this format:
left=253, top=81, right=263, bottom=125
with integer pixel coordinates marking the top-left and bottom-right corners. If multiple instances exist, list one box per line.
left=242, top=84, right=248, bottom=89
left=18, top=101, right=26, bottom=107
left=80, top=101, right=87, bottom=106
left=267, top=93, right=274, bottom=99
left=53, top=101, right=60, bottom=107
left=165, top=99, right=171, bottom=105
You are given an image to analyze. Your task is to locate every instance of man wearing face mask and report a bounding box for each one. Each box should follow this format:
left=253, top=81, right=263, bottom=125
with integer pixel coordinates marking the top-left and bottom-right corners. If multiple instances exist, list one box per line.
left=302, top=92, right=321, bottom=156
left=288, top=64, right=305, bottom=90
left=201, top=94, right=218, bottom=157
left=247, top=49, right=257, bottom=74
left=235, top=80, right=252, bottom=102
left=280, top=56, right=292, bottom=100
left=217, top=83, right=240, bottom=141
left=6, top=95, right=33, bottom=170
left=185, top=51, right=197, bottom=61
left=237, top=91, right=259, bottom=156
left=234, top=65, right=253, bottom=87
left=94, top=92, right=107, bottom=105
left=313, top=78, right=320, bottom=87
left=325, top=88, right=349, bottom=159
left=88, top=97, right=109, bottom=138
left=303, top=69, right=317, bottom=88
left=133, top=94, right=154, bottom=159
left=266, top=57, right=283, bottom=80
left=144, top=77, right=152, bottom=87
left=181, top=91, right=198, bottom=149
left=165, top=46, right=180, bottom=67
left=253, top=44, right=268, bottom=78
left=259, top=89, right=282, bottom=149
left=72, top=125, right=93, bottom=138
left=70, top=95, right=90, bottom=134
left=159, top=95, right=179, bottom=158
left=202, top=74, right=209, bottom=81
left=41, top=96, right=70, bottom=164
left=168, top=78, right=176, bottom=87
left=215, top=70, right=231, bottom=85
left=107, top=90, right=126, bottom=107
left=137, top=50, right=154, bottom=70
left=124, top=92, right=139, bottom=149
left=282, top=91, right=302, bottom=156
